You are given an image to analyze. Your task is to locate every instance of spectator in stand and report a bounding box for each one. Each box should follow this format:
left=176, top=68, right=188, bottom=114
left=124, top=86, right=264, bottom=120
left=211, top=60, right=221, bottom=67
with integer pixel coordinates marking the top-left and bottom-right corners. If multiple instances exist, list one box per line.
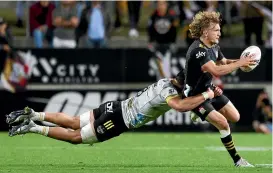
left=76, top=1, right=111, bottom=48
left=0, top=18, right=12, bottom=73
left=252, top=90, right=272, bottom=134
left=240, top=1, right=265, bottom=46
left=16, top=1, right=25, bottom=28
left=128, top=1, right=142, bottom=38
left=147, top=1, right=179, bottom=79
left=87, top=1, right=106, bottom=48
left=53, top=1, right=78, bottom=48
left=147, top=1, right=179, bottom=45
left=29, top=1, right=55, bottom=48
left=175, top=1, right=186, bottom=26
left=250, top=1, right=272, bottom=48
left=113, top=1, right=128, bottom=31
left=114, top=1, right=122, bottom=30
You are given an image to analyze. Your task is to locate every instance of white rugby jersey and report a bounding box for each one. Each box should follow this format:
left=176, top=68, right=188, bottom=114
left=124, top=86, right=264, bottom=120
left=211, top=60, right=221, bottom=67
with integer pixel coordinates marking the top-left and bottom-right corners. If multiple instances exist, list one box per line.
left=121, top=78, right=179, bottom=129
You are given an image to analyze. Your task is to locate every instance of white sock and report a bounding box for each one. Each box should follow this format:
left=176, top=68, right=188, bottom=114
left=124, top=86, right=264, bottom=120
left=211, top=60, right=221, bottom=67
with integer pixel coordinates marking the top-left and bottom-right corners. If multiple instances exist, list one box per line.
left=220, top=129, right=231, bottom=138
left=31, top=112, right=45, bottom=121
left=29, top=125, right=49, bottom=136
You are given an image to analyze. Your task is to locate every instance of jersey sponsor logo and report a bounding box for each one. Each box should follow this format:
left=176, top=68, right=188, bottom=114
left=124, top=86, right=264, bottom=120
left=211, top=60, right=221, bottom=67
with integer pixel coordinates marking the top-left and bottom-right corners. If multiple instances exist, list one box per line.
left=137, top=87, right=149, bottom=97
left=198, top=106, right=206, bottom=115
left=196, top=51, right=206, bottom=59
left=97, top=125, right=106, bottom=134
left=169, top=89, right=175, bottom=94
left=106, top=102, right=113, bottom=113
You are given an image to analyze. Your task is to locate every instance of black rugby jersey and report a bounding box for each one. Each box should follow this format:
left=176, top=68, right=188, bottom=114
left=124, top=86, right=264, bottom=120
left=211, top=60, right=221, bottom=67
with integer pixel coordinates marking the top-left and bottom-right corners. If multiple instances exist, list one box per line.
left=184, top=39, right=225, bottom=96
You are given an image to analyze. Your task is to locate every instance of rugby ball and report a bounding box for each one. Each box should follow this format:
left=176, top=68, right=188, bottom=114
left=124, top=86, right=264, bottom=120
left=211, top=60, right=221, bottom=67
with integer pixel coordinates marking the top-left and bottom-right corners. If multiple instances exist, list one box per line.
left=239, top=46, right=261, bottom=72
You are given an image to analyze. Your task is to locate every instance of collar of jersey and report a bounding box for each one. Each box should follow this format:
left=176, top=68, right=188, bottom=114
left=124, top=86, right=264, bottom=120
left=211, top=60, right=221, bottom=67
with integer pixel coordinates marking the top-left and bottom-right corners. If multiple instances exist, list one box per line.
left=198, top=39, right=217, bottom=49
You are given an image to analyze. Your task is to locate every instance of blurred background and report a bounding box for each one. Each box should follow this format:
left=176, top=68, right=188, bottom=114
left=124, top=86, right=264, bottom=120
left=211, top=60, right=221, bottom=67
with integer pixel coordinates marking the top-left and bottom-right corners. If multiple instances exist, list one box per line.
left=0, top=0, right=272, bottom=133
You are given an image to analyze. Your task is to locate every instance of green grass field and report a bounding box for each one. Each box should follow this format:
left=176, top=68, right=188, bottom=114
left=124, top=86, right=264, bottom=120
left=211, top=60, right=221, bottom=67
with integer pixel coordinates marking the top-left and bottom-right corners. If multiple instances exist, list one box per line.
left=0, top=132, right=272, bottom=173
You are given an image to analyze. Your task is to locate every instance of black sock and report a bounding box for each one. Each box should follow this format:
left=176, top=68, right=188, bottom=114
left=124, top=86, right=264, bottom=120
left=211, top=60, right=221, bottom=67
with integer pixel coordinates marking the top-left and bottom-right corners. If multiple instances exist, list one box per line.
left=221, top=134, right=241, bottom=163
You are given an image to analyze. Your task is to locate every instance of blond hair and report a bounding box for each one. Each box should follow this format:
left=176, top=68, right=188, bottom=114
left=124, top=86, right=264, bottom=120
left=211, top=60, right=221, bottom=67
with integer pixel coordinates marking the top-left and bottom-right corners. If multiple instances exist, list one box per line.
left=189, top=11, right=221, bottom=39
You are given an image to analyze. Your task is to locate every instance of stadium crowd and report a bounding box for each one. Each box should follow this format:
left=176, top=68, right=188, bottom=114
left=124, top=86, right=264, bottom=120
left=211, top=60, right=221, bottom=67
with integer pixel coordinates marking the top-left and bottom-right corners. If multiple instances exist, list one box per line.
left=1, top=0, right=271, bottom=48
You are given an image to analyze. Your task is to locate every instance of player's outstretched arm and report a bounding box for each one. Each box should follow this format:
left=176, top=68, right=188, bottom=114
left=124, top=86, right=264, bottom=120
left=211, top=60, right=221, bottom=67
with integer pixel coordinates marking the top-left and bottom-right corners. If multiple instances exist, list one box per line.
left=202, top=55, right=256, bottom=77
left=225, top=58, right=239, bottom=64
left=167, top=89, right=214, bottom=112
left=217, top=58, right=239, bottom=65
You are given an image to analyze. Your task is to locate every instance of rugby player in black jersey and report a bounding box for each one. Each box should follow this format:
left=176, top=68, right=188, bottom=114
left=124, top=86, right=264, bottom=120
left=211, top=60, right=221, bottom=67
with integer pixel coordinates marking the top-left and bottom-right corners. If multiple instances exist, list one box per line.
left=183, top=11, right=257, bottom=167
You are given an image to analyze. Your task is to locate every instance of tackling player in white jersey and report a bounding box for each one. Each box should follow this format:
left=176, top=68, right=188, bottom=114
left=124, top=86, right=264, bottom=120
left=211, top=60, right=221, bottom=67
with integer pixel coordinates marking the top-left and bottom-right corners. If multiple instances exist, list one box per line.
left=7, top=71, right=220, bottom=145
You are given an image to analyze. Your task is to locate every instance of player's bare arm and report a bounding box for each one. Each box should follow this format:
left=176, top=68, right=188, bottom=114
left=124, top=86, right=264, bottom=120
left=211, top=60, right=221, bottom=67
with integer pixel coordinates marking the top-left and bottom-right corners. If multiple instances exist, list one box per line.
left=167, top=89, right=214, bottom=112
left=225, top=58, right=239, bottom=64
left=217, top=58, right=239, bottom=65
left=201, top=55, right=256, bottom=77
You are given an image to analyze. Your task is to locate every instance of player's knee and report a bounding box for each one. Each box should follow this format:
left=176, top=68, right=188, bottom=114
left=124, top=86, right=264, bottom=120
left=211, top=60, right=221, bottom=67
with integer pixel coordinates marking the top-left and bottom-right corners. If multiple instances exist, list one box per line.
left=220, top=102, right=240, bottom=123
left=70, top=136, right=82, bottom=144
left=230, top=112, right=240, bottom=123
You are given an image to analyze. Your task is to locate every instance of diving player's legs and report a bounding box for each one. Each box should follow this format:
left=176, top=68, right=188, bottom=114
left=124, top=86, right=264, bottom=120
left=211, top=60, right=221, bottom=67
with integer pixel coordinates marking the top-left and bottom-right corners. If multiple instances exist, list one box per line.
left=6, top=107, right=94, bottom=130
left=43, top=110, right=94, bottom=130
left=8, top=110, right=98, bottom=145
left=43, top=112, right=81, bottom=130
left=9, top=121, right=97, bottom=144
left=45, top=127, right=83, bottom=144
left=8, top=101, right=128, bottom=145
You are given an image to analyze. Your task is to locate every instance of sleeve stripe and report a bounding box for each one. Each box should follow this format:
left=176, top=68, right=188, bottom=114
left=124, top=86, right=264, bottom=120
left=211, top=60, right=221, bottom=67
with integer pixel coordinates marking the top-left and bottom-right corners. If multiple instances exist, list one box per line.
left=166, top=95, right=179, bottom=103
